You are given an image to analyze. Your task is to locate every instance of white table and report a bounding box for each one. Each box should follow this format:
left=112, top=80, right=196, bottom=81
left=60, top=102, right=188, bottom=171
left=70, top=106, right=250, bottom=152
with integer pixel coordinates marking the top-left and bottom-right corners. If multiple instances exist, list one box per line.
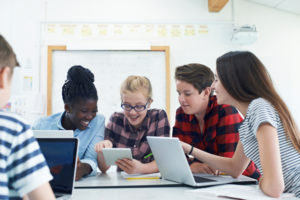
left=72, top=172, right=299, bottom=200
left=75, top=171, right=181, bottom=188
left=73, top=186, right=218, bottom=200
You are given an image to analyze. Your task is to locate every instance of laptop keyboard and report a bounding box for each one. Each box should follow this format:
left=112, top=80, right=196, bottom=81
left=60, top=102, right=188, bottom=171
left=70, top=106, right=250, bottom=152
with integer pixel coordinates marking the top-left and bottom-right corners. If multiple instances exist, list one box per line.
left=55, top=194, right=63, bottom=198
left=193, top=176, right=216, bottom=183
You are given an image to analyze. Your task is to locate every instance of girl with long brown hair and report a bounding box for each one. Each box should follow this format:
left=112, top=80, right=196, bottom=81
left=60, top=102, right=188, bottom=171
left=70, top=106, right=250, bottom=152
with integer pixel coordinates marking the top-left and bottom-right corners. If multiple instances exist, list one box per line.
left=181, top=51, right=300, bottom=198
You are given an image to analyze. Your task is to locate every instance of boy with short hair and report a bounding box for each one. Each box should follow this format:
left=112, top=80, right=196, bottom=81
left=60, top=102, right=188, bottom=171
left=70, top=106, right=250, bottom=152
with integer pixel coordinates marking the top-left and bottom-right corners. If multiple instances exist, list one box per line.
left=0, top=35, right=55, bottom=199
left=173, top=63, right=260, bottom=179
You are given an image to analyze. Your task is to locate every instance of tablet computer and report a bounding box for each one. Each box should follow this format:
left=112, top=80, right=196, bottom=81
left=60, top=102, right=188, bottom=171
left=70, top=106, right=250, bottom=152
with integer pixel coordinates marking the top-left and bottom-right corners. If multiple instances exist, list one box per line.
left=102, top=148, right=133, bottom=165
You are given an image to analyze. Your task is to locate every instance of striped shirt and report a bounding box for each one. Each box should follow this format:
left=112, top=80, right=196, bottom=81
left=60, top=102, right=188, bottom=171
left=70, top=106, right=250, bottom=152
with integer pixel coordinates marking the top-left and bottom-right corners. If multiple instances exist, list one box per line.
left=0, top=111, right=52, bottom=199
left=105, top=109, right=170, bottom=170
left=173, top=96, right=261, bottom=180
left=239, top=98, right=300, bottom=197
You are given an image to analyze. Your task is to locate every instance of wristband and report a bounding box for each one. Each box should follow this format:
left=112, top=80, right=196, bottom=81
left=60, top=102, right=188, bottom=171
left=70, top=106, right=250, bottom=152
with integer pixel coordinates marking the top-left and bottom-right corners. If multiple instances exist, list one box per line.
left=188, top=145, right=194, bottom=155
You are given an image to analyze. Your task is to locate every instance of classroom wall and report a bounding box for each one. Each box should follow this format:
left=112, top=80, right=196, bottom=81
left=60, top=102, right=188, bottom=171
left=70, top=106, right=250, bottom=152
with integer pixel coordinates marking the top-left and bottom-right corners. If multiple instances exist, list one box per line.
left=233, top=0, right=300, bottom=127
left=0, top=0, right=45, bottom=122
left=1, top=0, right=300, bottom=128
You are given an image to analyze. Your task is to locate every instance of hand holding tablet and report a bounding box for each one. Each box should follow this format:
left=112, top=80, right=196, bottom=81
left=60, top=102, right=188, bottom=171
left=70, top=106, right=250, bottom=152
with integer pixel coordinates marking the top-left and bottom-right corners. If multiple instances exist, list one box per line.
left=102, top=148, right=133, bottom=165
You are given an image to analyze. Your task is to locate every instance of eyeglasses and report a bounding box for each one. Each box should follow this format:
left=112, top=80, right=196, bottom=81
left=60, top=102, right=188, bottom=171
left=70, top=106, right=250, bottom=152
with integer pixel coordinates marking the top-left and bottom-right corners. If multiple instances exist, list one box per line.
left=121, top=102, right=149, bottom=112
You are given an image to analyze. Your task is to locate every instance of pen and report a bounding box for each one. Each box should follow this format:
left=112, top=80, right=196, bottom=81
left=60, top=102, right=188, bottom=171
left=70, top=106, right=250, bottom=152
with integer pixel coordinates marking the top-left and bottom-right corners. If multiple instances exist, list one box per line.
left=217, top=195, right=246, bottom=200
left=144, top=153, right=153, bottom=159
left=219, top=172, right=229, bottom=175
left=126, top=177, right=160, bottom=180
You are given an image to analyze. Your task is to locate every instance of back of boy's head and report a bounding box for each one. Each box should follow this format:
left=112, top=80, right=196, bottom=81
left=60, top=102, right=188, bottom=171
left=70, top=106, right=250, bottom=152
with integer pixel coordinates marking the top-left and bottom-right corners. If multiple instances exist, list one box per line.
left=0, top=35, right=19, bottom=72
left=175, top=63, right=214, bottom=94
left=120, top=75, right=152, bottom=101
left=62, top=65, right=98, bottom=105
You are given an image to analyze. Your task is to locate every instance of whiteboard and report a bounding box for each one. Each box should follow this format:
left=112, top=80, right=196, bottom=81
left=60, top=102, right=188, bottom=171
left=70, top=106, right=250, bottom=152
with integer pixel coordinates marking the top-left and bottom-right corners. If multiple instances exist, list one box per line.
left=48, top=46, right=170, bottom=123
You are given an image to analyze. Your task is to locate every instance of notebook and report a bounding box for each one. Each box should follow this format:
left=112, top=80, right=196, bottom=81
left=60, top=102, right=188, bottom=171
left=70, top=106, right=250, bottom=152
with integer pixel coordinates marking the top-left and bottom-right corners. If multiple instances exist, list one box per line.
left=33, top=130, right=74, bottom=138
left=37, top=138, right=78, bottom=199
left=147, top=136, right=257, bottom=187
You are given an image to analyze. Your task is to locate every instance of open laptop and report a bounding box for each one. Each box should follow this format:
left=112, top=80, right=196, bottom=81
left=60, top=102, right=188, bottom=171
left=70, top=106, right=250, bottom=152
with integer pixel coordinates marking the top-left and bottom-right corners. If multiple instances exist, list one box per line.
left=147, top=136, right=257, bottom=187
left=33, top=130, right=74, bottom=138
left=37, top=138, right=78, bottom=199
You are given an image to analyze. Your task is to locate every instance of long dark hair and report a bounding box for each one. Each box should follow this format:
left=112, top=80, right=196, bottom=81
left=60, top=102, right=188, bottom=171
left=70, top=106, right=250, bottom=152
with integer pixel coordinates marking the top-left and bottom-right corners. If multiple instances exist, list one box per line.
left=62, top=65, right=98, bottom=105
left=217, top=51, right=300, bottom=152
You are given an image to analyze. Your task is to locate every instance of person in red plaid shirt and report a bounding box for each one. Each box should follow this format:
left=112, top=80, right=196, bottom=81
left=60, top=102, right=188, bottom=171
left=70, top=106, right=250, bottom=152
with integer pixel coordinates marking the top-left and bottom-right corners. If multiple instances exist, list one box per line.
left=173, top=63, right=260, bottom=180
left=95, top=75, right=170, bottom=174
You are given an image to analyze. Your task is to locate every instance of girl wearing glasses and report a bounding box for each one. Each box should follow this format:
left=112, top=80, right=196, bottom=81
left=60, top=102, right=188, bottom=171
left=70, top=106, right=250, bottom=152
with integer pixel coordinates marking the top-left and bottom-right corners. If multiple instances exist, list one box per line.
left=95, top=75, right=170, bottom=174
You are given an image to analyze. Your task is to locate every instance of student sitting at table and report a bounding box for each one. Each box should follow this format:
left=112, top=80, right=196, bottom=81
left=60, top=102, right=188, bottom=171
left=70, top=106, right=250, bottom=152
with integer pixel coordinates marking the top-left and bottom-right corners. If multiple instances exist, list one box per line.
left=173, top=63, right=260, bottom=179
left=181, top=51, right=300, bottom=198
left=95, top=75, right=170, bottom=174
left=33, top=65, right=105, bottom=180
left=0, top=34, right=55, bottom=199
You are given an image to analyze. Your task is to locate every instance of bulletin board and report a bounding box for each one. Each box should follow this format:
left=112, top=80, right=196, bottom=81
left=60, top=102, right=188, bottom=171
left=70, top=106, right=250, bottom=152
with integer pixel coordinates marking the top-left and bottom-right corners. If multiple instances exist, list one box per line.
left=47, top=46, right=170, bottom=121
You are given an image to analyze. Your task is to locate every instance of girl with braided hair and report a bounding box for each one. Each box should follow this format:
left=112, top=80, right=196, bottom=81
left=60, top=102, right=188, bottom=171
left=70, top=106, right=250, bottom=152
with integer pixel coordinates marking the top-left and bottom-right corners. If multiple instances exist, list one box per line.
left=33, top=65, right=105, bottom=180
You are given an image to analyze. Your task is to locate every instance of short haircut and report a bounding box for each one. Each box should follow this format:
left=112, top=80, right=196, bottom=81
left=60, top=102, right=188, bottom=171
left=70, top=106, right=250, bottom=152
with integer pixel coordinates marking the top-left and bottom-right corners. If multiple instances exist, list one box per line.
left=62, top=65, right=98, bottom=104
left=0, top=35, right=19, bottom=71
left=120, top=75, right=152, bottom=101
left=175, top=63, right=214, bottom=93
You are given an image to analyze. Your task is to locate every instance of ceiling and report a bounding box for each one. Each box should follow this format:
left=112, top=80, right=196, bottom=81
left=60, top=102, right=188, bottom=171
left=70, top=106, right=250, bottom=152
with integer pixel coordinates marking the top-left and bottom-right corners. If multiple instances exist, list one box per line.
left=246, top=0, right=300, bottom=15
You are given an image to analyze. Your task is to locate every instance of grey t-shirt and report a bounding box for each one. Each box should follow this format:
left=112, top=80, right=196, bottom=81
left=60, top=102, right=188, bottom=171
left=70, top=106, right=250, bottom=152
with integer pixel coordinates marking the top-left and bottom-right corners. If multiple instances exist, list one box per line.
left=239, top=98, right=300, bottom=196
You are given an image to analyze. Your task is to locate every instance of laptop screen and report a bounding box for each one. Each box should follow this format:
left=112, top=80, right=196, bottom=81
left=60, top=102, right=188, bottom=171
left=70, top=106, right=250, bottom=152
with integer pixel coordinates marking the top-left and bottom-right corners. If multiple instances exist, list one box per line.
left=33, top=130, right=74, bottom=138
left=37, top=138, right=78, bottom=195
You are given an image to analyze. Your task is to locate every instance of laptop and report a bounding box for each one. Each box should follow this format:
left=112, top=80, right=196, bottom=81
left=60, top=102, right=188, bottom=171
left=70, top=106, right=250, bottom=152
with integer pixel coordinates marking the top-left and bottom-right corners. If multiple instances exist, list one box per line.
left=147, top=136, right=257, bottom=187
left=33, top=130, right=74, bottom=138
left=37, top=138, right=78, bottom=199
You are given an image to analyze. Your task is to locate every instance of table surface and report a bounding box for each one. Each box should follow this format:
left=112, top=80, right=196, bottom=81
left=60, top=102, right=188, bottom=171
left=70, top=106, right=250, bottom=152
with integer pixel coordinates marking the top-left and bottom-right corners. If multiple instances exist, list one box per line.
left=71, top=172, right=299, bottom=200
left=75, top=171, right=181, bottom=188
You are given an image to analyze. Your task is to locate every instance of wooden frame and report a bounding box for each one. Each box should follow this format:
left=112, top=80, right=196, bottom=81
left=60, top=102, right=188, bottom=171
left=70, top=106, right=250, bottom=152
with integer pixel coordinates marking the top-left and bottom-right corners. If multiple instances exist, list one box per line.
left=47, top=45, right=171, bottom=118
left=208, top=0, right=229, bottom=12
left=47, top=45, right=66, bottom=116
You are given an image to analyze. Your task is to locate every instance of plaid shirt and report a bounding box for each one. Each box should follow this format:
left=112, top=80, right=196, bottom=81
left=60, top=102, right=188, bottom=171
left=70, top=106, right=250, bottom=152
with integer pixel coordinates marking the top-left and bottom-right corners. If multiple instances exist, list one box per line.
left=105, top=109, right=170, bottom=167
left=173, top=96, right=261, bottom=180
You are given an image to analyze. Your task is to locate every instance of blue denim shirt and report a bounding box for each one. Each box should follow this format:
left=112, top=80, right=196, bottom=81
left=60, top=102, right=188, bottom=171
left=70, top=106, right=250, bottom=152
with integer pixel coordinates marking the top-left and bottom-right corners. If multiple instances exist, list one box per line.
left=32, top=112, right=105, bottom=176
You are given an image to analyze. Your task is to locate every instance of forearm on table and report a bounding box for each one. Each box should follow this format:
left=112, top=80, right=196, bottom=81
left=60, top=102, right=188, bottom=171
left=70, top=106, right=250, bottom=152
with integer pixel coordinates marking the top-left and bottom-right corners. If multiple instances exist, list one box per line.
left=78, top=162, right=92, bottom=176
left=190, top=145, right=246, bottom=178
left=97, top=153, right=110, bottom=173
left=142, top=160, right=159, bottom=174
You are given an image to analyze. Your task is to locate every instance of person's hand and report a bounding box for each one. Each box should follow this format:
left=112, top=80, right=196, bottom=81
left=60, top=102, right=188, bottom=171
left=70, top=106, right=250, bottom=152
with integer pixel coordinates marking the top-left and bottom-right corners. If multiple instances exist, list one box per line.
left=95, top=142, right=111, bottom=172
left=180, top=141, right=192, bottom=154
left=76, top=158, right=84, bottom=181
left=75, top=158, right=92, bottom=181
left=94, top=140, right=112, bottom=153
left=259, top=176, right=264, bottom=188
left=23, top=195, right=29, bottom=200
left=115, top=158, right=145, bottom=174
left=190, top=162, right=218, bottom=175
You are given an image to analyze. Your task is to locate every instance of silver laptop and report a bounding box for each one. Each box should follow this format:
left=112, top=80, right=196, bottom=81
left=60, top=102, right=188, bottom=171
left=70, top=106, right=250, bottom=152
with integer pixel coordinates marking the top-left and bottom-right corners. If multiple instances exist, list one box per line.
left=37, top=138, right=78, bottom=199
left=147, top=136, right=257, bottom=187
left=33, top=130, right=74, bottom=138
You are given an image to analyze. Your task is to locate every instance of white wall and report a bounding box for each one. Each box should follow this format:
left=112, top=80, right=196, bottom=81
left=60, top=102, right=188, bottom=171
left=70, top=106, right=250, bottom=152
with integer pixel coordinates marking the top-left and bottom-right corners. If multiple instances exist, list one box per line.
left=1, top=0, right=300, bottom=127
left=44, top=0, right=232, bottom=23
left=40, top=0, right=234, bottom=125
left=0, top=0, right=45, bottom=122
left=233, top=0, right=300, bottom=127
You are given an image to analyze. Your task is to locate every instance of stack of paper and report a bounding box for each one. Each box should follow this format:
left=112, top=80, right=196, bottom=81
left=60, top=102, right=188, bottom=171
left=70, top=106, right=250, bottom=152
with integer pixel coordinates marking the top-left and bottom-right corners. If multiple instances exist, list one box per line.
left=121, top=172, right=161, bottom=180
left=187, top=184, right=295, bottom=200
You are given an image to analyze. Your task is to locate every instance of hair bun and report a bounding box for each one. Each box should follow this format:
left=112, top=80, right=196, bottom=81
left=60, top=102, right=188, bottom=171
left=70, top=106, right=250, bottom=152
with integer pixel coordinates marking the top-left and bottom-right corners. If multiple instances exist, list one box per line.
left=67, top=65, right=94, bottom=84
